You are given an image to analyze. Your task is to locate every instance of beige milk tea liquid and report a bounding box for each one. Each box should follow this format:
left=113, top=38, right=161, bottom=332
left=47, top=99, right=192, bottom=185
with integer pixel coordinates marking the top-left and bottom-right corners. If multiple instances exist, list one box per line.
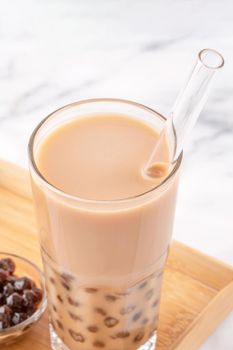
left=32, top=113, right=179, bottom=350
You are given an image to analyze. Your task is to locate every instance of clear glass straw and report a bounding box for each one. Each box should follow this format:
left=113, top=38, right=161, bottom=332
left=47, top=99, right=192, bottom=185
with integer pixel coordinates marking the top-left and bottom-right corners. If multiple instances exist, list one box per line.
left=145, top=49, right=224, bottom=177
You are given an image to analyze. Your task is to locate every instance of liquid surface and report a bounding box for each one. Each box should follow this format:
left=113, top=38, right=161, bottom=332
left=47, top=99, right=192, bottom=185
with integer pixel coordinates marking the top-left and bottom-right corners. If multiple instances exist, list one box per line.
left=36, top=113, right=169, bottom=200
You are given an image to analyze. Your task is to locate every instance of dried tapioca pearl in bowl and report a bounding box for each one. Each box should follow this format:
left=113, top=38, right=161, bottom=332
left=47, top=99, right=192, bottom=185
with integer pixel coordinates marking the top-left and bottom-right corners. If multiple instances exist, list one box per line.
left=0, top=253, right=46, bottom=345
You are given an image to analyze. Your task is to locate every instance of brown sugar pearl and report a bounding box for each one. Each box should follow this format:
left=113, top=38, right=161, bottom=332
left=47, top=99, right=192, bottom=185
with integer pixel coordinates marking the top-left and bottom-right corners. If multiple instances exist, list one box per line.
left=95, top=307, right=106, bottom=317
left=111, top=331, right=130, bottom=339
left=67, top=296, right=80, bottom=307
left=87, top=325, right=99, bottom=333
left=69, top=329, right=85, bottom=342
left=23, top=289, right=41, bottom=308
left=134, top=332, right=145, bottom=342
left=61, top=281, right=70, bottom=291
left=11, top=312, right=27, bottom=326
left=52, top=319, right=57, bottom=331
left=120, top=305, right=136, bottom=315
left=68, top=311, right=82, bottom=322
left=3, top=282, right=15, bottom=297
left=132, top=311, right=142, bottom=322
left=56, top=319, right=64, bottom=330
left=93, top=340, right=105, bottom=348
left=14, top=277, right=35, bottom=291
left=104, top=317, right=119, bottom=328
left=61, top=272, right=74, bottom=284
left=6, top=293, right=23, bottom=310
left=1, top=305, right=12, bottom=317
left=33, top=287, right=42, bottom=302
left=152, top=299, right=159, bottom=308
left=0, top=306, right=12, bottom=330
left=0, top=258, right=16, bottom=275
left=85, top=287, right=98, bottom=293
left=138, top=280, right=148, bottom=290
left=0, top=269, right=9, bottom=283
left=145, top=289, right=154, bottom=301
left=141, top=318, right=149, bottom=325
left=49, top=277, right=55, bottom=285
left=8, top=275, right=17, bottom=283
left=57, top=295, right=63, bottom=303
left=105, top=294, right=118, bottom=302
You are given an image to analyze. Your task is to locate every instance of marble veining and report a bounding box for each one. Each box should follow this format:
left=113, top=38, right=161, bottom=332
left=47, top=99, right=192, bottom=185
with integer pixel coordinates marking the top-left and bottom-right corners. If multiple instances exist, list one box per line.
left=0, top=0, right=233, bottom=348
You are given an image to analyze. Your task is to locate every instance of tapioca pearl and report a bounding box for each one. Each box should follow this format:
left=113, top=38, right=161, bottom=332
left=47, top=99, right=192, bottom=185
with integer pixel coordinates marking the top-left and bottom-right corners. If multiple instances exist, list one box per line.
left=132, top=311, right=142, bottom=322
left=14, top=277, right=35, bottom=291
left=120, top=305, right=136, bottom=315
left=85, top=287, right=98, bottom=293
left=95, top=307, right=107, bottom=316
left=61, top=281, right=70, bottom=291
left=61, top=272, right=74, bottom=284
left=87, top=325, right=99, bottom=333
left=111, top=331, right=130, bottom=339
left=49, top=277, right=55, bottom=285
left=138, top=281, right=147, bottom=290
left=56, top=319, right=64, bottom=330
left=152, top=299, right=159, bottom=308
left=68, top=329, right=85, bottom=342
left=141, top=318, right=149, bottom=325
left=145, top=289, right=153, bottom=301
left=68, top=311, right=83, bottom=322
left=104, top=317, right=119, bottom=328
left=51, top=318, right=57, bottom=330
left=57, top=295, right=63, bottom=303
left=105, top=294, right=119, bottom=302
left=93, top=340, right=105, bottom=348
left=6, top=292, right=23, bottom=309
left=67, top=296, right=80, bottom=307
left=134, top=332, right=145, bottom=342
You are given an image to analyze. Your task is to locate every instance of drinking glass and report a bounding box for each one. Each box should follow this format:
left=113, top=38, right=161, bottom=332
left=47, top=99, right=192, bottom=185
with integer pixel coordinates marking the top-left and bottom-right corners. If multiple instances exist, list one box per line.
left=28, top=98, right=182, bottom=350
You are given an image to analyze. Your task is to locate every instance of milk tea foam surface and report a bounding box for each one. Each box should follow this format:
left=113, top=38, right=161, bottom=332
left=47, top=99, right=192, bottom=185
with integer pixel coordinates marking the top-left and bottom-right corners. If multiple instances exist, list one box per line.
left=36, top=113, right=168, bottom=200
left=32, top=113, right=180, bottom=350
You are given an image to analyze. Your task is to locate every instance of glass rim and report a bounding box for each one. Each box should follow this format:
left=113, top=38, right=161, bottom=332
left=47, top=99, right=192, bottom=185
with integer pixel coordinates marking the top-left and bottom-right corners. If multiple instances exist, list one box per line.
left=28, top=98, right=182, bottom=204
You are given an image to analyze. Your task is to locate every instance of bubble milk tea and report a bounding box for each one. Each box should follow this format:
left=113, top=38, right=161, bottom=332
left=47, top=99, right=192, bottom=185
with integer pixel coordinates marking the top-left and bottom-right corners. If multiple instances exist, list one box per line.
left=30, top=107, right=181, bottom=350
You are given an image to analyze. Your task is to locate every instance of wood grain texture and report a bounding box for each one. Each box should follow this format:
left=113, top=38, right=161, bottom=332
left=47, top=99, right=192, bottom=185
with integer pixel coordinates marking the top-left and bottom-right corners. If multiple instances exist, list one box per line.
left=0, top=159, right=233, bottom=350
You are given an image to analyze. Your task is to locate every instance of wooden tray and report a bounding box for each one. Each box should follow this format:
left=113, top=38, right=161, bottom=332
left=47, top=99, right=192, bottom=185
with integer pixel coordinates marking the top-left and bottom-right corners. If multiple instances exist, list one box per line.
left=0, top=160, right=233, bottom=350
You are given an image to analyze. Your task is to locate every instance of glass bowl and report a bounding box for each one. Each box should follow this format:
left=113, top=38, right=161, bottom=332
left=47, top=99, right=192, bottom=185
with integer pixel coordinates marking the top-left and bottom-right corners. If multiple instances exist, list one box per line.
left=0, top=252, right=47, bottom=345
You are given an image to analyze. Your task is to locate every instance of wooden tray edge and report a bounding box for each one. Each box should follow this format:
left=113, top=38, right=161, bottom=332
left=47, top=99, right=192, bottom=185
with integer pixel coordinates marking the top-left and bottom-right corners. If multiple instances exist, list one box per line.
left=172, top=281, right=233, bottom=350
left=171, top=240, right=233, bottom=277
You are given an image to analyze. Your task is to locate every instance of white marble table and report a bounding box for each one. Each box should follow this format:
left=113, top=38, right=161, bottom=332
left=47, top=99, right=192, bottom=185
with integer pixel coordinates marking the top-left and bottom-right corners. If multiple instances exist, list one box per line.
left=0, top=0, right=233, bottom=348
